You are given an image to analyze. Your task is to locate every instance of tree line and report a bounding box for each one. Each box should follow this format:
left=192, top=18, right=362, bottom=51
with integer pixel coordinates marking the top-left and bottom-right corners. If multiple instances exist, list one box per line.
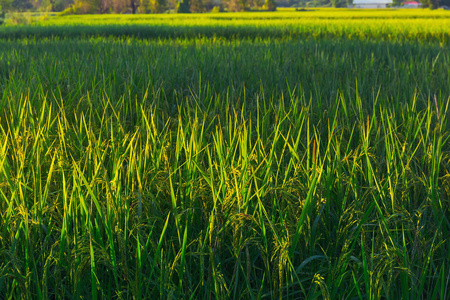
left=0, top=0, right=448, bottom=17
left=0, top=0, right=276, bottom=14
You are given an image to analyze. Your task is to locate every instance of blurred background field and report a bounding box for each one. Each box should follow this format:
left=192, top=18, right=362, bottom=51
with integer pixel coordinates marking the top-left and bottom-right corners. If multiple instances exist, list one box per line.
left=1, top=10, right=450, bottom=43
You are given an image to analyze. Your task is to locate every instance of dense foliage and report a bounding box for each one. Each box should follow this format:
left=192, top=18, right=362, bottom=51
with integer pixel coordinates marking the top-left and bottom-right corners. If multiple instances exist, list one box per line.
left=1, top=0, right=449, bottom=14
left=0, top=10, right=449, bottom=299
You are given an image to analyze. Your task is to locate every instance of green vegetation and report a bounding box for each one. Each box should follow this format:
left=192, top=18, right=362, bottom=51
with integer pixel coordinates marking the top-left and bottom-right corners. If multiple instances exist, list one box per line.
left=0, top=9, right=5, bottom=25
left=0, top=0, right=449, bottom=20
left=1, top=10, right=450, bottom=43
left=1, top=0, right=449, bottom=15
left=0, top=11, right=449, bottom=299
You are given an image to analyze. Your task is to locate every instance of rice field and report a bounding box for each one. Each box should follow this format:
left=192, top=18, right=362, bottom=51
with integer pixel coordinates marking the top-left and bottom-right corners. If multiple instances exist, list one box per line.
left=0, top=10, right=449, bottom=299
left=2, top=9, right=450, bottom=43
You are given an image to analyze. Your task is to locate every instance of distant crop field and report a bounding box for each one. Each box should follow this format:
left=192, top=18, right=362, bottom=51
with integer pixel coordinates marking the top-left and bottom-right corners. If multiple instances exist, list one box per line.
left=0, top=10, right=449, bottom=299
left=2, top=9, right=450, bottom=42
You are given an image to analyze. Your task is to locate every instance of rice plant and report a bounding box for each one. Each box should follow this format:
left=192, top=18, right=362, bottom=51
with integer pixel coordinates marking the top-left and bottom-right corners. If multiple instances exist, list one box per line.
left=0, top=10, right=449, bottom=299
